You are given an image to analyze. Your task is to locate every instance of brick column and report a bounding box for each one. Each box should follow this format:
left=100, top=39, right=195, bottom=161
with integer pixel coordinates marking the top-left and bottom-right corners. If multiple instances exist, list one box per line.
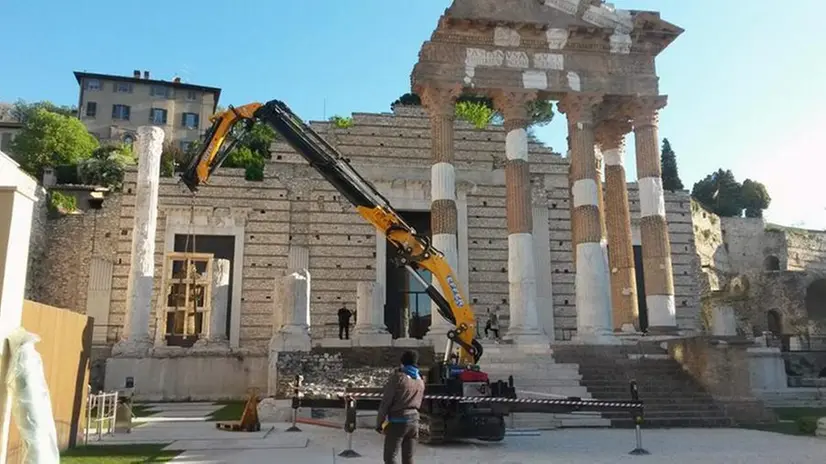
left=418, top=84, right=462, bottom=344
left=595, top=119, right=639, bottom=331
left=558, top=94, right=615, bottom=344
left=628, top=96, right=677, bottom=332
left=492, top=90, right=546, bottom=345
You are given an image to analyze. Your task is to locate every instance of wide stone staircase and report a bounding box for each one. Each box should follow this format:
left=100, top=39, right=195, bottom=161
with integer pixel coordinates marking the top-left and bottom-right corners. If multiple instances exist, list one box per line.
left=478, top=341, right=610, bottom=429
left=551, top=343, right=735, bottom=428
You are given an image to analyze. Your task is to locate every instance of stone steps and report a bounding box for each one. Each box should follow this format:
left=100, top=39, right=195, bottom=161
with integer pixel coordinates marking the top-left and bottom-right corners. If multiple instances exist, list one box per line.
left=551, top=344, right=734, bottom=428
left=477, top=343, right=610, bottom=429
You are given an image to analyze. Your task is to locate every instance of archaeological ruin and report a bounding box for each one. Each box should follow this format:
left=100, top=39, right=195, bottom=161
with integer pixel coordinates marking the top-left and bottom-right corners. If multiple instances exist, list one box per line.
left=15, top=0, right=826, bottom=423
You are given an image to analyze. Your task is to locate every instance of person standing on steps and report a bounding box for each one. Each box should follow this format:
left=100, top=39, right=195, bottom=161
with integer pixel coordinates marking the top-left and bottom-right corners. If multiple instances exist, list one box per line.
left=484, top=308, right=500, bottom=342
left=337, top=303, right=353, bottom=340
left=376, top=350, right=425, bottom=464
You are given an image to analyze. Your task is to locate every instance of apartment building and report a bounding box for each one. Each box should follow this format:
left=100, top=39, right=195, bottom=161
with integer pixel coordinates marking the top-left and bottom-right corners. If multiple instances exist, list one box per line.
left=74, top=70, right=221, bottom=149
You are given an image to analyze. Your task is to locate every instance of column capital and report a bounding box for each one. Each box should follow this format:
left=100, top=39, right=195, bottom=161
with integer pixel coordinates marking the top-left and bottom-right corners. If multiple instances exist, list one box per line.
left=557, top=92, right=604, bottom=124
left=625, top=95, right=668, bottom=128
left=415, top=83, right=462, bottom=118
left=490, top=90, right=537, bottom=129
left=594, top=119, right=632, bottom=150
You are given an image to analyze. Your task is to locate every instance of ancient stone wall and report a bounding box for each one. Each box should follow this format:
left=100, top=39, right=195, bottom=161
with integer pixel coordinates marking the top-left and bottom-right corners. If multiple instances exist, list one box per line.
left=24, top=185, right=49, bottom=301
left=40, top=105, right=702, bottom=348
left=31, top=193, right=121, bottom=314
left=783, top=227, right=826, bottom=273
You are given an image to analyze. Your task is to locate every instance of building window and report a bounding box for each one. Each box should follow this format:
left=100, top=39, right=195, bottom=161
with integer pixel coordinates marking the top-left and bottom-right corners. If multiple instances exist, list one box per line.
left=86, top=101, right=97, bottom=118
left=186, top=91, right=198, bottom=101
left=1, top=133, right=12, bottom=151
left=150, top=85, right=170, bottom=98
left=181, top=112, right=199, bottom=129
left=112, top=104, right=131, bottom=120
left=150, top=108, right=168, bottom=125
left=180, top=140, right=194, bottom=152
left=114, top=82, right=133, bottom=93
left=85, top=78, right=101, bottom=91
left=123, top=134, right=134, bottom=146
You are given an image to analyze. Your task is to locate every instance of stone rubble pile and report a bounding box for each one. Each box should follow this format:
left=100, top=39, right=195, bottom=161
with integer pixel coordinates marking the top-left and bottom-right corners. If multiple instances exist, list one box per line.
left=274, top=351, right=394, bottom=398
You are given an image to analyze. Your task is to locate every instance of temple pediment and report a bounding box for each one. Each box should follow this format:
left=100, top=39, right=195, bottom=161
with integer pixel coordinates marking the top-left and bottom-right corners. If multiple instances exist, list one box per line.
left=412, top=0, right=683, bottom=97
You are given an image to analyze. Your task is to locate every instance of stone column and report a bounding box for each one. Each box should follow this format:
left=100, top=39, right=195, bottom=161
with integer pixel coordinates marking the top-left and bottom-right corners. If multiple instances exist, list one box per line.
left=114, top=126, right=164, bottom=356
left=595, top=119, right=639, bottom=331
left=628, top=96, right=677, bottom=332
left=269, top=269, right=312, bottom=352
left=353, top=281, right=392, bottom=346
left=558, top=94, right=615, bottom=344
left=492, top=90, right=546, bottom=345
left=418, top=84, right=462, bottom=345
left=195, top=258, right=230, bottom=347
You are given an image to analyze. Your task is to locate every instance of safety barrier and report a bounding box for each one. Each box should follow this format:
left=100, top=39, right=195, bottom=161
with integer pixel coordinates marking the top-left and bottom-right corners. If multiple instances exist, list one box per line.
left=84, top=390, right=119, bottom=444
left=283, top=376, right=650, bottom=458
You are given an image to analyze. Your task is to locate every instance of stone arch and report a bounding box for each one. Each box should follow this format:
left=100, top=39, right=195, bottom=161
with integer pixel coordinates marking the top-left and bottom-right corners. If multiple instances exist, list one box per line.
left=805, top=279, right=826, bottom=320
left=767, top=309, right=782, bottom=335
left=764, top=255, right=780, bottom=271
left=122, top=134, right=135, bottom=146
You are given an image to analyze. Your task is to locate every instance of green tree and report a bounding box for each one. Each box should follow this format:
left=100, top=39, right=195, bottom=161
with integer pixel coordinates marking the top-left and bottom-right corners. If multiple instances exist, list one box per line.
left=691, top=169, right=743, bottom=217
left=224, top=146, right=265, bottom=181
left=660, top=138, right=684, bottom=192
left=329, top=115, right=353, bottom=129
left=160, top=143, right=185, bottom=177
left=12, top=99, right=77, bottom=122
left=740, top=178, right=771, bottom=218
left=78, top=143, right=136, bottom=190
left=10, top=108, right=98, bottom=176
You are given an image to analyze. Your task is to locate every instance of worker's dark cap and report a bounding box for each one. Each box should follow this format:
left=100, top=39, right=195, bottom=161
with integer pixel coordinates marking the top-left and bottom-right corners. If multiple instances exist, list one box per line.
left=400, top=350, right=418, bottom=366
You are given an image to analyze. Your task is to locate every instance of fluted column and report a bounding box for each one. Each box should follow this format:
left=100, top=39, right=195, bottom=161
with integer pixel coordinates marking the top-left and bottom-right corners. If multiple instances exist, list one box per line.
left=628, top=96, right=677, bottom=332
left=418, top=84, right=462, bottom=344
left=595, top=119, right=639, bottom=331
left=492, top=90, right=546, bottom=345
left=558, top=94, right=615, bottom=344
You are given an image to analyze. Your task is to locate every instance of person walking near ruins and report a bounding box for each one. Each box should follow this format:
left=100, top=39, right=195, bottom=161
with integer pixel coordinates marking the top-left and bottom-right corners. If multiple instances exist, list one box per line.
left=376, top=350, right=425, bottom=464
left=337, top=303, right=353, bottom=340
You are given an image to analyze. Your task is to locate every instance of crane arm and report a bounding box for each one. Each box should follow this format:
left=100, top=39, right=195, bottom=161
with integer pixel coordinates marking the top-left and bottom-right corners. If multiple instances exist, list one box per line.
left=179, top=100, right=483, bottom=365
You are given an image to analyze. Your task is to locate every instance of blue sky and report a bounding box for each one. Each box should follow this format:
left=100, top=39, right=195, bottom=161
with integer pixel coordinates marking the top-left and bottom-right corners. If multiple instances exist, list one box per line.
left=1, top=0, right=823, bottom=228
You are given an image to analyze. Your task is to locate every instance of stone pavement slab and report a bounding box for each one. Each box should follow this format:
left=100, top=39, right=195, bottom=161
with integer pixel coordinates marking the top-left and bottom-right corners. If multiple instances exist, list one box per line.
left=166, top=424, right=826, bottom=464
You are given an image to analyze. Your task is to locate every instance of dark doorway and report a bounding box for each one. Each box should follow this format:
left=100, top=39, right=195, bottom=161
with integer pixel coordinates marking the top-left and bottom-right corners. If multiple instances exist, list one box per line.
left=764, top=255, right=781, bottom=271
left=173, top=234, right=236, bottom=343
left=633, top=245, right=649, bottom=331
left=385, top=211, right=432, bottom=339
left=805, top=279, right=826, bottom=320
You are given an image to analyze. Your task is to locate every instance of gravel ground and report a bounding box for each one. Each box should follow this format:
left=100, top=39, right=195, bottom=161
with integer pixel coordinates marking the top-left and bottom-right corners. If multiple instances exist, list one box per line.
left=171, top=424, right=826, bottom=464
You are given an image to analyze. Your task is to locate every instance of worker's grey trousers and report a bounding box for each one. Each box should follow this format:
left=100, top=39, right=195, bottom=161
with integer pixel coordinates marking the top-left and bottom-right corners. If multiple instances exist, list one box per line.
left=383, top=421, right=418, bottom=464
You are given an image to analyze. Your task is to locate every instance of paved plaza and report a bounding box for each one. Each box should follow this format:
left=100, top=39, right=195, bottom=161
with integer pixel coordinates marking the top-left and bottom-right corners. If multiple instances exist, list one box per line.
left=86, top=403, right=825, bottom=464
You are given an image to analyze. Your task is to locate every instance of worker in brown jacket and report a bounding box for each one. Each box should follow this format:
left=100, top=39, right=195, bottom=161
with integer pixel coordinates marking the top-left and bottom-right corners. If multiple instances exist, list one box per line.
left=376, top=350, right=425, bottom=464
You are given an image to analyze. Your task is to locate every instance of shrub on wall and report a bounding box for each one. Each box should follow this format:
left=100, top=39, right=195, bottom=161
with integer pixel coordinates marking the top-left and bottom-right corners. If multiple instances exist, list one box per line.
left=329, top=115, right=353, bottom=129
left=48, top=191, right=77, bottom=214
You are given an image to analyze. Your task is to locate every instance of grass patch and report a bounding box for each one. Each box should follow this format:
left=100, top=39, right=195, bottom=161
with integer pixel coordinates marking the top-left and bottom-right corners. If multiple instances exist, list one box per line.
left=207, top=400, right=247, bottom=422
left=62, top=444, right=179, bottom=463
left=131, top=404, right=157, bottom=418
left=742, top=407, right=826, bottom=436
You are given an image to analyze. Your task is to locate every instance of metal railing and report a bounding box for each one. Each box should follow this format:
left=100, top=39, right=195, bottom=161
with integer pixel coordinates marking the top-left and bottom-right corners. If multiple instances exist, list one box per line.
left=84, top=390, right=119, bottom=444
